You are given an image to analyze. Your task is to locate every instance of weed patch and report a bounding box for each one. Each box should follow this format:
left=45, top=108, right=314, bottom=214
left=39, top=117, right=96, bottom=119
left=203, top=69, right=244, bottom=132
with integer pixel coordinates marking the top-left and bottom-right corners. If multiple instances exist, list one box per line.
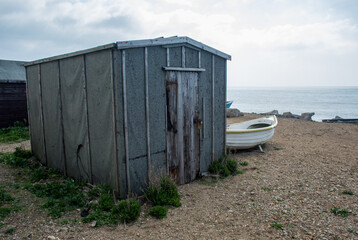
left=4, top=227, right=16, bottom=235
left=145, top=176, right=181, bottom=207
left=26, top=180, right=86, bottom=218
left=271, top=222, right=284, bottom=229
left=149, top=205, right=169, bottom=219
left=0, top=148, right=32, bottom=168
left=342, top=190, right=354, bottom=196
left=331, top=207, right=350, bottom=217
left=239, top=161, right=249, bottom=166
left=112, top=199, right=141, bottom=223
left=82, top=209, right=118, bottom=227
left=0, top=122, right=29, bottom=143
left=208, top=154, right=238, bottom=177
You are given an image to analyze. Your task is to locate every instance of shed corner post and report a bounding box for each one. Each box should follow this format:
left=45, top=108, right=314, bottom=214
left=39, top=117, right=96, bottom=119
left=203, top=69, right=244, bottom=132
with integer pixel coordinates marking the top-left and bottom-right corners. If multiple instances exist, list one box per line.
left=211, top=55, right=215, bottom=163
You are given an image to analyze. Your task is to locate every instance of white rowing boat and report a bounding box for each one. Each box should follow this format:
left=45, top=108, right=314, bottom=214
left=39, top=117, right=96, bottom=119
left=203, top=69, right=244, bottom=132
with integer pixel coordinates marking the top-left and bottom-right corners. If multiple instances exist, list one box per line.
left=226, top=115, right=278, bottom=150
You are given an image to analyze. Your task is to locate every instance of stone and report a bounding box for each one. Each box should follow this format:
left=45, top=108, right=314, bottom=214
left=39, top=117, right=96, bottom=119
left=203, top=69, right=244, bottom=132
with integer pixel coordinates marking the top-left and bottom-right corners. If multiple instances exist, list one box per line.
left=262, top=110, right=279, bottom=115
left=300, top=112, right=315, bottom=121
left=90, top=221, right=97, bottom=228
left=226, top=108, right=243, bottom=118
left=282, top=112, right=299, bottom=119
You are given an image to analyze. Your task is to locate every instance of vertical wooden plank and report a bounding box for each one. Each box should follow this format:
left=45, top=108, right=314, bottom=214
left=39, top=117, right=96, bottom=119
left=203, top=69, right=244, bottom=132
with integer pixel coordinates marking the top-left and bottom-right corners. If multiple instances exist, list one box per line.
left=176, top=72, right=184, bottom=184
left=144, top=47, right=151, bottom=184
left=38, top=64, right=48, bottom=166
left=82, top=55, right=93, bottom=184
left=189, top=72, right=197, bottom=181
left=224, top=60, right=227, bottom=151
left=25, top=68, right=34, bottom=154
left=58, top=60, right=68, bottom=176
left=166, top=71, right=179, bottom=183
left=182, top=46, right=185, bottom=68
left=211, top=55, right=215, bottom=162
left=198, top=51, right=201, bottom=68
left=166, top=48, right=170, bottom=67
left=110, top=50, right=120, bottom=194
left=202, top=98, right=205, bottom=139
left=122, top=50, right=131, bottom=196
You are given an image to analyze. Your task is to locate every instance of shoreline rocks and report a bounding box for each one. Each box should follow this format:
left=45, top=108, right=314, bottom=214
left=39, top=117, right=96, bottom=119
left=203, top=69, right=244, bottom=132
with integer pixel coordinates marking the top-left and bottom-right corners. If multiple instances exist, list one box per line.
left=261, top=110, right=316, bottom=121
left=226, top=108, right=316, bottom=121
left=226, top=108, right=244, bottom=118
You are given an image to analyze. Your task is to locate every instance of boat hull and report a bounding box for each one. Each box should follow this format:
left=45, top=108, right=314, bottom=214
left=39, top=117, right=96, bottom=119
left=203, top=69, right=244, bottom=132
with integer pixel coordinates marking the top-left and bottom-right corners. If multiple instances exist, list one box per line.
left=226, top=115, right=277, bottom=149
left=226, top=128, right=275, bottom=149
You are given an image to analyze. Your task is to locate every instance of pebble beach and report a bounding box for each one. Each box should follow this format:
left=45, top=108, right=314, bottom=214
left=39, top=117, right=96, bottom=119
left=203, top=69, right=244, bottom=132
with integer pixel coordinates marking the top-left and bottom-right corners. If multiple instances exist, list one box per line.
left=1, top=113, right=357, bottom=239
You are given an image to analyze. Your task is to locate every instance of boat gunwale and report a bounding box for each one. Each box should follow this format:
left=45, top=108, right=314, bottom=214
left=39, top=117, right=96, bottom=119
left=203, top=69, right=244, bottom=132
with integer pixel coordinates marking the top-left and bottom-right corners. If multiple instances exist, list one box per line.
left=226, top=115, right=278, bottom=134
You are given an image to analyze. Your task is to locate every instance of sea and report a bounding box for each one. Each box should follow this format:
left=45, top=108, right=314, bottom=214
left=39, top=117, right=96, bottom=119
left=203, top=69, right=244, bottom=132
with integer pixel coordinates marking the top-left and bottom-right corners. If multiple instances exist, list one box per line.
left=227, top=86, right=358, bottom=122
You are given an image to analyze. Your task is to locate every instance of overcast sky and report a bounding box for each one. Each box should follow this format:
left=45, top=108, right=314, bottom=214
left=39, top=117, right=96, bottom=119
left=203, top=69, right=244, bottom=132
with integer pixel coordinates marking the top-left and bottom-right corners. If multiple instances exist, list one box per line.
left=1, top=0, right=358, bottom=87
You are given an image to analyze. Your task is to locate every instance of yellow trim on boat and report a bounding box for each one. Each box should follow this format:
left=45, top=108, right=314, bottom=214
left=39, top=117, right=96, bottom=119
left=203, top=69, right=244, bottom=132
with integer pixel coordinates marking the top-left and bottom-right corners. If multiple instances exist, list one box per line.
left=226, top=115, right=278, bottom=134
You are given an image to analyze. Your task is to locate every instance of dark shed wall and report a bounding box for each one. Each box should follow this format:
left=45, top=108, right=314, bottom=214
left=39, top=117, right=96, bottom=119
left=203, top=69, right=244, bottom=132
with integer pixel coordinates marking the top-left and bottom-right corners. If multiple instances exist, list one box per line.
left=0, top=81, right=27, bottom=128
left=0, top=60, right=28, bottom=128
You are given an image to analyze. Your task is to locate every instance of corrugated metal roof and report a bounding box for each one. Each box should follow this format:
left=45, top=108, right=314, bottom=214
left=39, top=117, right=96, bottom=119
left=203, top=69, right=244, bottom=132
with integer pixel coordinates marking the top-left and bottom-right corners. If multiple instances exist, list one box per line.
left=24, top=36, right=231, bottom=66
left=0, top=60, right=26, bottom=82
left=117, top=36, right=231, bottom=60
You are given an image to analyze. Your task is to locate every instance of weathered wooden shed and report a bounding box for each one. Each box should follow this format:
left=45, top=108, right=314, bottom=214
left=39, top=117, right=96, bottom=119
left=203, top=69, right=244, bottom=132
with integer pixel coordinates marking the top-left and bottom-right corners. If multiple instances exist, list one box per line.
left=0, top=60, right=28, bottom=128
left=25, top=36, right=231, bottom=197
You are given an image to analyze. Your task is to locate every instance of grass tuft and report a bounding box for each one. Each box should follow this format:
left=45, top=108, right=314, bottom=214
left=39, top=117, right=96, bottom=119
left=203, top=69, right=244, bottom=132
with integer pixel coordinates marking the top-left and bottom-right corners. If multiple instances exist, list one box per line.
left=271, top=222, right=284, bottom=229
left=145, top=176, right=181, bottom=207
left=112, top=199, right=141, bottom=223
left=331, top=207, right=349, bottom=217
left=342, top=190, right=354, bottom=196
left=149, top=205, right=169, bottom=219
left=0, top=122, right=29, bottom=143
left=208, top=154, right=238, bottom=177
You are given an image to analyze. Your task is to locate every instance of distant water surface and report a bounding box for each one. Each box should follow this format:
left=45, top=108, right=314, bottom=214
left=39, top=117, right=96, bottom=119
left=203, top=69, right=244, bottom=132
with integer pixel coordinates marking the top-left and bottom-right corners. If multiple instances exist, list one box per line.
left=227, top=86, right=358, bottom=121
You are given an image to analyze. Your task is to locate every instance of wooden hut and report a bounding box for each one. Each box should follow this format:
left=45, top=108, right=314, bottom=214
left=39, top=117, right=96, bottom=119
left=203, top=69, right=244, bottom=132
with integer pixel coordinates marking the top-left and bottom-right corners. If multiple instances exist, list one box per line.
left=0, top=60, right=27, bottom=128
left=25, top=36, right=231, bottom=197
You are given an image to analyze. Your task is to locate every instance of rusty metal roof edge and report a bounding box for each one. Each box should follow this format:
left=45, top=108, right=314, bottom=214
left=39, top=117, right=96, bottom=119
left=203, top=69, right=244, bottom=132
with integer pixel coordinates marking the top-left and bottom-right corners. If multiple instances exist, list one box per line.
left=24, top=43, right=117, bottom=67
left=116, top=36, right=231, bottom=60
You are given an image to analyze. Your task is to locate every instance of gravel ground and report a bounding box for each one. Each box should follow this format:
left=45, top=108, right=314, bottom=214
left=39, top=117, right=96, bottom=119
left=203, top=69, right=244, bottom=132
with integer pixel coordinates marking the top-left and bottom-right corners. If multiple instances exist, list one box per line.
left=1, top=114, right=358, bottom=240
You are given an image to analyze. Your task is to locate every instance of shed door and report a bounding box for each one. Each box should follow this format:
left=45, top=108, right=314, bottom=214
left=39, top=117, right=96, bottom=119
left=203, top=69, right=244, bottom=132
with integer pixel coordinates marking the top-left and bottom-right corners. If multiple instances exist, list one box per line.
left=166, top=71, right=200, bottom=184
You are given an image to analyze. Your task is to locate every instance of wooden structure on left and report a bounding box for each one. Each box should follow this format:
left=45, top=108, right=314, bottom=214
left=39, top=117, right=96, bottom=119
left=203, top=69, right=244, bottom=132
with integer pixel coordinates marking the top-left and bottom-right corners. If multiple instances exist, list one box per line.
left=0, top=60, right=28, bottom=128
left=25, top=36, right=231, bottom=198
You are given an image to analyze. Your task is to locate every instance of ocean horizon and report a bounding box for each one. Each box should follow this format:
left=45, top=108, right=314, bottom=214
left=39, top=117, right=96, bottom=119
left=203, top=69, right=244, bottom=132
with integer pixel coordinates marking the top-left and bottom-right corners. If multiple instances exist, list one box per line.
left=227, top=86, right=358, bottom=122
